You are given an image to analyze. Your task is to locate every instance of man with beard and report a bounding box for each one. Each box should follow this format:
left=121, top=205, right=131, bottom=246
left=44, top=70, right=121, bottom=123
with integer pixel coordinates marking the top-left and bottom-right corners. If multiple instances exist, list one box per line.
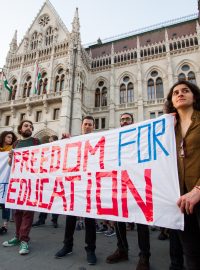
left=55, top=116, right=97, bottom=265
left=106, top=113, right=151, bottom=270
left=3, top=120, right=40, bottom=255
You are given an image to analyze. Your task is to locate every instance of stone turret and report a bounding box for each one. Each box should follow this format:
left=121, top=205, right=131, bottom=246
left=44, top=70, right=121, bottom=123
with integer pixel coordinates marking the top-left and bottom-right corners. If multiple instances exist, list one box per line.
left=71, top=8, right=81, bottom=46
left=10, top=30, right=18, bottom=53
left=5, top=30, right=18, bottom=66
left=6, top=30, right=17, bottom=62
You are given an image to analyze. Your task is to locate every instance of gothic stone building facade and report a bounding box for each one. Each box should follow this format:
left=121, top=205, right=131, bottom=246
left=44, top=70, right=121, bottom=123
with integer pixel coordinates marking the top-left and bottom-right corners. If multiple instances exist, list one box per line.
left=0, top=0, right=200, bottom=140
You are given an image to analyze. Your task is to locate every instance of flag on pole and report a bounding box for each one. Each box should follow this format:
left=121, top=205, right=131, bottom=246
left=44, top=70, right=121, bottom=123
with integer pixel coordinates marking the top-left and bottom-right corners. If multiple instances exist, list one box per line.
left=2, top=72, right=12, bottom=93
left=34, top=63, right=42, bottom=94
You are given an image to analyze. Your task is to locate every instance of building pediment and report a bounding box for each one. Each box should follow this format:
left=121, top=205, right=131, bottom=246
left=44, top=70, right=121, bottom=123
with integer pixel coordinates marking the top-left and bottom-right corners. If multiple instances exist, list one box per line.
left=16, top=0, right=70, bottom=55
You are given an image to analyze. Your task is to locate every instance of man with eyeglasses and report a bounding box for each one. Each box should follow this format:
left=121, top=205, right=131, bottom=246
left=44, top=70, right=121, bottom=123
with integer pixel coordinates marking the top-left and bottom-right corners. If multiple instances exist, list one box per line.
left=106, top=113, right=151, bottom=270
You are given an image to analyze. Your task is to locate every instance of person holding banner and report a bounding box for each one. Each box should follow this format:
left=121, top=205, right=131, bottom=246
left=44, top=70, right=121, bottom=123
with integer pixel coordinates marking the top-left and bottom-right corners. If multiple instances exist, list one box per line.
left=55, top=116, right=97, bottom=265
left=32, top=135, right=59, bottom=228
left=2, top=120, right=40, bottom=255
left=166, top=80, right=200, bottom=270
left=106, top=113, right=150, bottom=270
left=0, top=131, right=17, bottom=235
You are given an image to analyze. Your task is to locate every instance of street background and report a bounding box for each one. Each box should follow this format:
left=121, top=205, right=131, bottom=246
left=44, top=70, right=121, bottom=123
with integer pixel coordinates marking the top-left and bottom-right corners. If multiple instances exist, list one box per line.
left=0, top=213, right=170, bottom=270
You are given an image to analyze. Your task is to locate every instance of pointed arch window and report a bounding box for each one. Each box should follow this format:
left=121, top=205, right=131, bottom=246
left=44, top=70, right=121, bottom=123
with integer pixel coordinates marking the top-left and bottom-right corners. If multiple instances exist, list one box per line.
left=178, top=73, right=186, bottom=81
left=147, top=71, right=164, bottom=100
left=80, top=72, right=85, bottom=104
left=12, top=85, right=17, bottom=100
left=120, top=84, right=126, bottom=104
left=27, top=82, right=32, bottom=97
left=54, top=68, right=65, bottom=92
left=31, top=32, right=38, bottom=50
left=46, top=26, right=54, bottom=46
left=60, top=74, right=65, bottom=91
left=95, top=89, right=100, bottom=107
left=23, top=83, right=28, bottom=98
left=119, top=76, right=134, bottom=104
left=156, top=78, right=164, bottom=99
left=127, top=82, right=134, bottom=103
left=55, top=76, right=60, bottom=92
left=147, top=79, right=155, bottom=100
left=188, top=71, right=196, bottom=84
left=101, top=87, right=107, bottom=106
left=178, top=64, right=196, bottom=84
left=94, top=81, right=108, bottom=107
left=23, top=75, right=32, bottom=98
left=178, top=65, right=196, bottom=84
left=8, top=78, right=17, bottom=101
left=37, top=72, right=48, bottom=95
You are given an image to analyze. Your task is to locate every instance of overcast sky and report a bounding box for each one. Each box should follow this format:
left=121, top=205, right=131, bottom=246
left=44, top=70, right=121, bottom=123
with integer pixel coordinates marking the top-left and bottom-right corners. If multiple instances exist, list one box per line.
left=0, top=0, right=198, bottom=67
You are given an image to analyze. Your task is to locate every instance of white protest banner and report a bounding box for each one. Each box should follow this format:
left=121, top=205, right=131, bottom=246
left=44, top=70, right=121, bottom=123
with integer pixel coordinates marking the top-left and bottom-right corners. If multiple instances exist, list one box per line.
left=0, top=152, right=11, bottom=203
left=5, top=115, right=184, bottom=230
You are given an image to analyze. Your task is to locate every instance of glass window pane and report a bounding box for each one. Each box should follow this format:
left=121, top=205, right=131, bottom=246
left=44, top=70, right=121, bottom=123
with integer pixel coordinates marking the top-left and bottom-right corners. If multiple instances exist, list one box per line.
left=147, top=79, right=155, bottom=100
left=188, top=71, right=196, bottom=84
left=101, top=87, right=107, bottom=106
left=95, top=89, right=100, bottom=107
left=120, top=84, right=126, bottom=104
left=178, top=73, right=186, bottom=81
left=156, top=78, right=164, bottom=99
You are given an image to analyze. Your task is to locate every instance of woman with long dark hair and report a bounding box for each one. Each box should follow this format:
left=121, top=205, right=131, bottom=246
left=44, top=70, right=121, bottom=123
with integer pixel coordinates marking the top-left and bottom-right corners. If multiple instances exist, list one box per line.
left=0, top=131, right=17, bottom=234
left=166, top=80, right=200, bottom=270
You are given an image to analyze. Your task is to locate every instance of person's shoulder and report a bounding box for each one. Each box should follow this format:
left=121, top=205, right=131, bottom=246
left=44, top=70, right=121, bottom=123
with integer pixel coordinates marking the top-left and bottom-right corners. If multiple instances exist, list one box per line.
left=193, top=110, right=200, bottom=121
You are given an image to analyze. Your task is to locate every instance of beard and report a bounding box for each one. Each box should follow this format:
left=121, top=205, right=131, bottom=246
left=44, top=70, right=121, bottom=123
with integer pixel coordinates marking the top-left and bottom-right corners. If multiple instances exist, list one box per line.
left=21, top=130, right=32, bottom=138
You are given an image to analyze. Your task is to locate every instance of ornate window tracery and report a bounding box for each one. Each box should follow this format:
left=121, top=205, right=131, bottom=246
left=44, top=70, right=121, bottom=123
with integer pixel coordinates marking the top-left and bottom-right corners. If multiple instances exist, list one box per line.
left=119, top=76, right=134, bottom=104
left=178, top=65, right=196, bottom=84
left=54, top=68, right=65, bottom=92
left=94, top=80, right=108, bottom=107
left=147, top=71, right=164, bottom=100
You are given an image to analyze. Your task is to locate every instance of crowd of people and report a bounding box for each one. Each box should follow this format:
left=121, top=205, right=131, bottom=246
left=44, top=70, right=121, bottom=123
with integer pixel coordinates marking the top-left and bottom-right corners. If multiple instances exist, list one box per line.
left=0, top=80, right=200, bottom=270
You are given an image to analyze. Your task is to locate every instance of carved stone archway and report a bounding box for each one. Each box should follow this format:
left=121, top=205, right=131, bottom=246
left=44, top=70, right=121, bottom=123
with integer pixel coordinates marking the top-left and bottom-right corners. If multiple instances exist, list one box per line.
left=34, top=128, right=57, bottom=144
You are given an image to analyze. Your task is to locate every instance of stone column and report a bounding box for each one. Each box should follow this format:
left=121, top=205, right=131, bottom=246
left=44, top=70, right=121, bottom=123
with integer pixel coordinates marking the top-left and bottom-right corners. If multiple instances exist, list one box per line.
left=137, top=36, right=144, bottom=122
left=109, top=43, right=116, bottom=129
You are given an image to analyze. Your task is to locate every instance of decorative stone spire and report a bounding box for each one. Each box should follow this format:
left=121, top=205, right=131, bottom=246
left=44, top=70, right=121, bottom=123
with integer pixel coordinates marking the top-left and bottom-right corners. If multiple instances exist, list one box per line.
left=165, top=28, right=169, bottom=41
left=165, top=28, right=170, bottom=53
left=111, top=42, right=115, bottom=65
left=111, top=42, right=114, bottom=55
left=88, top=48, right=92, bottom=58
left=10, top=30, right=18, bottom=53
left=136, top=36, right=141, bottom=59
left=137, top=36, right=140, bottom=48
left=71, top=7, right=81, bottom=47
left=6, top=30, right=18, bottom=63
left=72, top=8, right=80, bottom=33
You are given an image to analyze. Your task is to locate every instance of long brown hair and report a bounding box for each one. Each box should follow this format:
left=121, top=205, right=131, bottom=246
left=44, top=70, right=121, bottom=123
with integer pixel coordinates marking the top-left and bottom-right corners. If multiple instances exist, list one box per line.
left=166, top=80, right=200, bottom=113
left=0, top=131, right=17, bottom=147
